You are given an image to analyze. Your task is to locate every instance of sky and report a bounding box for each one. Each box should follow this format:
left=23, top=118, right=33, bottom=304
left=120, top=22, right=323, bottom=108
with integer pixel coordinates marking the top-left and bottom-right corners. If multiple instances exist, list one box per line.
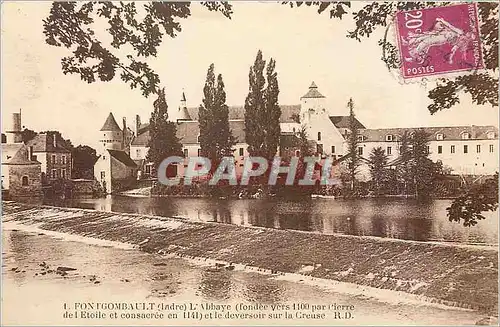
left=1, top=1, right=498, bottom=149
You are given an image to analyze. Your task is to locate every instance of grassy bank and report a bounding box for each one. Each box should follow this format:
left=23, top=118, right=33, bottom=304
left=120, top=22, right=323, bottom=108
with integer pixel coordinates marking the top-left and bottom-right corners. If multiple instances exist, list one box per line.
left=2, top=201, right=497, bottom=313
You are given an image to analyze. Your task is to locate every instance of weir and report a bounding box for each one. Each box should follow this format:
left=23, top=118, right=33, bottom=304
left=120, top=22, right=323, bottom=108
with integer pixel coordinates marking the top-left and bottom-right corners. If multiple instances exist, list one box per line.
left=2, top=201, right=498, bottom=314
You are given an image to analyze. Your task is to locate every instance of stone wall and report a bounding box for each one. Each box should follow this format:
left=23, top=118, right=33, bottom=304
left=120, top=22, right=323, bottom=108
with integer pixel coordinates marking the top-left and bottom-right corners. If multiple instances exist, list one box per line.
left=8, top=164, right=43, bottom=197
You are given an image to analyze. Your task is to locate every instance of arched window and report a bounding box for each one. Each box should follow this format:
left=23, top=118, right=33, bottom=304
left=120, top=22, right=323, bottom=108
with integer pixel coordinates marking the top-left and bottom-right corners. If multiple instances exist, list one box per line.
left=317, top=132, right=321, bottom=141
left=21, top=176, right=28, bottom=186
left=197, top=134, right=201, bottom=143
left=436, top=133, right=444, bottom=140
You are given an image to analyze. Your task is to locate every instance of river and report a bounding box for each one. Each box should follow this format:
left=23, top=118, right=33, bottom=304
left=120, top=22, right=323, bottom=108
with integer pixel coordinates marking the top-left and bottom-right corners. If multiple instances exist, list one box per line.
left=45, top=196, right=498, bottom=245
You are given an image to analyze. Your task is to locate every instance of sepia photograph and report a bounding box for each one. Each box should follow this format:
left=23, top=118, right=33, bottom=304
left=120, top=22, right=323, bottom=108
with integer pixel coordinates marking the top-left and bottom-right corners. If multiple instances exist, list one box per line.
left=1, top=1, right=499, bottom=326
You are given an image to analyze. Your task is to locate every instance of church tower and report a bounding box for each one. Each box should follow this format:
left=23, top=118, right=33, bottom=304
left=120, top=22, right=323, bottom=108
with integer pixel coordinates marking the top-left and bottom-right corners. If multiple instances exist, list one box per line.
left=300, top=82, right=326, bottom=125
left=99, top=112, right=123, bottom=152
left=177, top=91, right=191, bottom=122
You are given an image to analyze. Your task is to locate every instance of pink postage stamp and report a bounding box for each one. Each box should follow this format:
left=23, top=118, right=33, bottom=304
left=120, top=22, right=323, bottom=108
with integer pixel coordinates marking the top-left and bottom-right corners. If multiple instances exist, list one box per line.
left=395, top=3, right=484, bottom=80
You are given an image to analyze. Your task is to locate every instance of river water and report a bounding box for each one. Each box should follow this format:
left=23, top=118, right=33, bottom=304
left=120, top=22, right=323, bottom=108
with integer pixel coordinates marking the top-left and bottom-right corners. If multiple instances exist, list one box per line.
left=2, top=227, right=489, bottom=326
left=45, top=196, right=498, bottom=245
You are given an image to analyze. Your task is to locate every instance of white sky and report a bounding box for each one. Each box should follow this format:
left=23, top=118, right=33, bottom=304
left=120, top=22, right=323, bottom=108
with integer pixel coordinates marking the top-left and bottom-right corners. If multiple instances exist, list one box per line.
left=1, top=1, right=498, bottom=148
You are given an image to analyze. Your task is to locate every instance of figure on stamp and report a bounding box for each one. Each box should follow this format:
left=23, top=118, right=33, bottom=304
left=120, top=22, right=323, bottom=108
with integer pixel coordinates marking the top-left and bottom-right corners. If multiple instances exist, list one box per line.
left=402, top=17, right=475, bottom=65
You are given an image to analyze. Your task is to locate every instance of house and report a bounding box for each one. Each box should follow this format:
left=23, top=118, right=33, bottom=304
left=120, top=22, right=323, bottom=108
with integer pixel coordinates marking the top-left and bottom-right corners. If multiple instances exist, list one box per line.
left=1, top=110, right=42, bottom=198
left=127, top=82, right=498, bottom=182
left=26, top=131, right=72, bottom=183
left=93, top=113, right=137, bottom=193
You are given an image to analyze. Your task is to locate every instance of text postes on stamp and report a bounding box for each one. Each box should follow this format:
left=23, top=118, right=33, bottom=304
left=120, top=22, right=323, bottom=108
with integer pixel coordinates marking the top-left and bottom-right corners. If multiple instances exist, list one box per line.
left=396, top=3, right=484, bottom=80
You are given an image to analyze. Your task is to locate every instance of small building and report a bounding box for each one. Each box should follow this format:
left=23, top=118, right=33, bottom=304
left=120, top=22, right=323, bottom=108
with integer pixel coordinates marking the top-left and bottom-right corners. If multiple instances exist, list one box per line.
left=26, top=131, right=72, bottom=183
left=1, top=110, right=42, bottom=198
left=93, top=113, right=137, bottom=193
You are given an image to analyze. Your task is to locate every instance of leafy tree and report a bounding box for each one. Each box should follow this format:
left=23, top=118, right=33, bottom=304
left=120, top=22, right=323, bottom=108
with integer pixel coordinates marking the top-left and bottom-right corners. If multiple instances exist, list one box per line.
left=43, top=2, right=233, bottom=97
left=290, top=113, right=301, bottom=124
left=22, top=128, right=37, bottom=143
left=72, top=145, right=98, bottom=179
left=297, top=125, right=313, bottom=157
left=447, top=173, right=499, bottom=227
left=198, top=64, right=235, bottom=167
left=368, top=146, right=389, bottom=195
left=410, top=129, right=441, bottom=199
left=146, top=88, right=182, bottom=173
left=285, top=2, right=498, bottom=113
left=345, top=98, right=361, bottom=192
left=244, top=50, right=281, bottom=161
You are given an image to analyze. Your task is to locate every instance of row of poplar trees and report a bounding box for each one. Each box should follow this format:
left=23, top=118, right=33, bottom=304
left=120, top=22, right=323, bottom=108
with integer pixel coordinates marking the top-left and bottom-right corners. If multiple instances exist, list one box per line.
left=146, top=50, right=281, bottom=174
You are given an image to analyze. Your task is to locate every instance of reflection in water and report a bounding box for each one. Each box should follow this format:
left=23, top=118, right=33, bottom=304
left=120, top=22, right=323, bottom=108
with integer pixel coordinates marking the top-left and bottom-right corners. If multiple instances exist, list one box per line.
left=242, top=277, right=285, bottom=304
left=45, top=196, right=499, bottom=244
left=198, top=269, right=232, bottom=301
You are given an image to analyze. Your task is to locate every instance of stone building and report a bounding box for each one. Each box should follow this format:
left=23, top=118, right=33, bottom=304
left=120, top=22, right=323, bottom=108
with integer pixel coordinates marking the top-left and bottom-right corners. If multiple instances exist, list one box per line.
left=127, top=82, right=498, bottom=182
left=26, top=131, right=72, bottom=183
left=93, top=113, right=137, bottom=193
left=1, top=110, right=42, bottom=198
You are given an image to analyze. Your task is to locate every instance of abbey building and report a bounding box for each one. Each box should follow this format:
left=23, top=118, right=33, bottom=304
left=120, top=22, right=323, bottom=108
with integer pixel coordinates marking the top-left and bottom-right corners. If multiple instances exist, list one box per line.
left=95, top=83, right=498, bottom=193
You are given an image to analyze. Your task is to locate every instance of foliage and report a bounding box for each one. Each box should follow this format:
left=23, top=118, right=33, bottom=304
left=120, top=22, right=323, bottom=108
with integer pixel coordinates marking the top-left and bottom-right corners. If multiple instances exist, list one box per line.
left=447, top=173, right=499, bottom=227
left=290, top=113, right=301, bottom=124
left=22, top=128, right=37, bottom=143
left=43, top=2, right=233, bottom=97
left=368, top=146, right=389, bottom=195
left=288, top=2, right=499, bottom=113
left=72, top=145, right=98, bottom=179
left=198, top=63, right=235, bottom=165
left=146, top=88, right=183, bottom=172
left=345, top=98, right=361, bottom=190
left=244, top=50, right=281, bottom=161
left=297, top=125, right=313, bottom=157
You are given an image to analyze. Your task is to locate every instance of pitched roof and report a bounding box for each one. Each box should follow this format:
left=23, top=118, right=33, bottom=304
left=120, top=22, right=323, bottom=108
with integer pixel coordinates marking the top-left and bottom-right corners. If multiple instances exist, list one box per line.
left=184, top=105, right=301, bottom=123
left=131, top=120, right=247, bottom=146
left=329, top=116, right=366, bottom=129
left=359, top=125, right=498, bottom=142
left=301, top=82, right=325, bottom=99
left=2, top=143, right=40, bottom=165
left=26, top=132, right=72, bottom=153
left=108, top=150, right=137, bottom=167
left=100, top=112, right=122, bottom=132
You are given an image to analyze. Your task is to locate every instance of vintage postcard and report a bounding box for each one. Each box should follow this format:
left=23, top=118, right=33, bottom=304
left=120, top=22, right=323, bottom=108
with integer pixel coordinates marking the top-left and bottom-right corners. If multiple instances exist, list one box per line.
left=1, top=1, right=498, bottom=326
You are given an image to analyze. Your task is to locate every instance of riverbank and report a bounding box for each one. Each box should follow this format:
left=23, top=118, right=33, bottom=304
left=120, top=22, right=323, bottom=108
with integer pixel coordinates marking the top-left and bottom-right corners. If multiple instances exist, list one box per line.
left=2, top=201, right=498, bottom=314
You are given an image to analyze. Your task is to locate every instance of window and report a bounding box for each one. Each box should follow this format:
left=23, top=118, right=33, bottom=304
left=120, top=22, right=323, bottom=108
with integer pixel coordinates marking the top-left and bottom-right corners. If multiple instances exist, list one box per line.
left=358, top=135, right=365, bottom=142
left=52, top=154, right=56, bottom=164
left=426, top=146, right=430, bottom=154
left=464, top=145, right=468, bottom=153
left=387, top=146, right=392, bottom=155
left=476, top=145, right=481, bottom=153
left=436, top=133, right=444, bottom=140
left=239, top=148, right=244, bottom=156
left=462, top=132, right=471, bottom=139
left=183, top=149, right=188, bottom=157
left=51, top=169, right=57, bottom=179
left=357, top=146, right=363, bottom=156
left=21, top=176, right=28, bottom=186
left=292, top=128, right=296, bottom=133
left=451, top=145, right=455, bottom=154
left=331, top=145, right=336, bottom=154
left=317, top=132, right=322, bottom=141
left=490, top=144, right=494, bottom=153
left=197, top=149, right=201, bottom=156
left=438, top=145, right=442, bottom=154
left=100, top=171, right=105, bottom=180
left=62, top=155, right=66, bottom=164
left=197, top=134, right=201, bottom=143
left=487, top=132, right=495, bottom=139
left=62, top=169, right=66, bottom=179
left=136, top=149, right=141, bottom=157
left=385, top=135, right=393, bottom=141
left=295, top=150, right=300, bottom=157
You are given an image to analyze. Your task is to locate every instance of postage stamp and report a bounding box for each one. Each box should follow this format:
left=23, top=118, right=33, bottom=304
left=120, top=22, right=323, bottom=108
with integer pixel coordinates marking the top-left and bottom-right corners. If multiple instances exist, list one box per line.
left=395, top=3, right=484, bottom=80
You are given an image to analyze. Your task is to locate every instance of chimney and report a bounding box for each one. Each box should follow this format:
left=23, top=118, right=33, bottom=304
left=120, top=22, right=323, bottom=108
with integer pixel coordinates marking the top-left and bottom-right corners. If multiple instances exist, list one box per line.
left=122, top=117, right=127, bottom=147
left=53, top=133, right=57, bottom=148
left=134, top=115, right=141, bottom=136
left=6, top=109, right=23, bottom=143
left=28, top=145, right=33, bottom=161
